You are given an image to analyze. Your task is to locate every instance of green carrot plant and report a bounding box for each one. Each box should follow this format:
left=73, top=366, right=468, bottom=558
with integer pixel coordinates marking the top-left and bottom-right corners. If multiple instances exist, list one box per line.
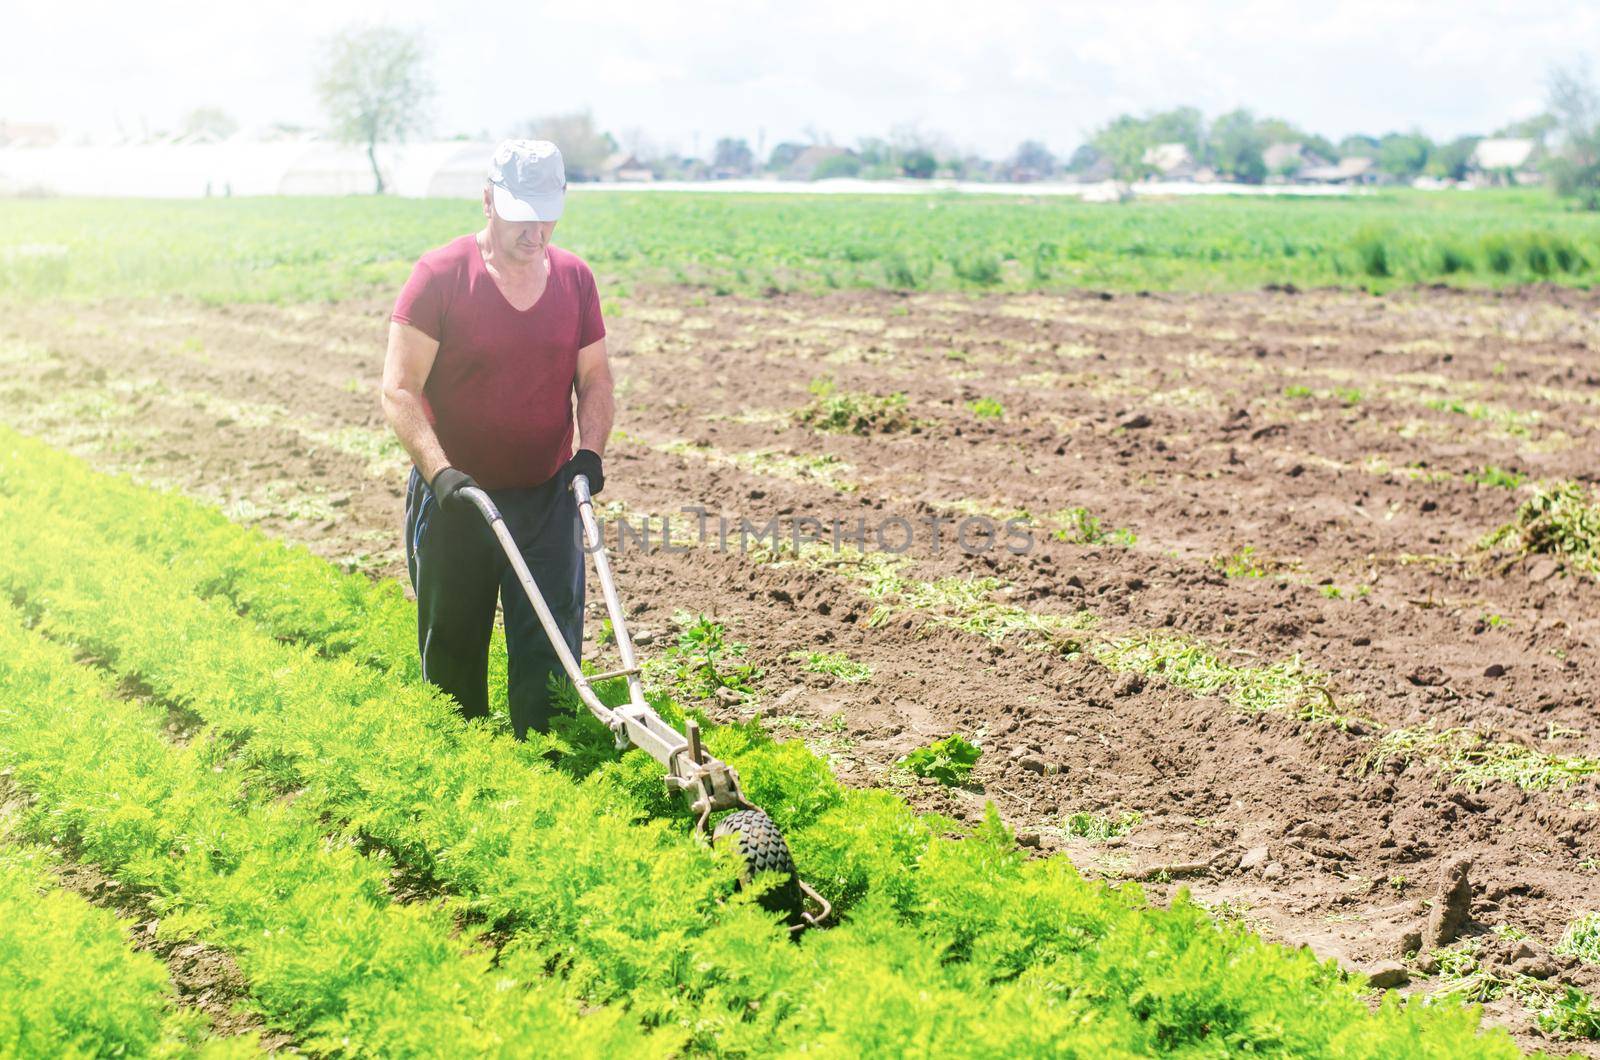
left=0, top=428, right=1542, bottom=1056
left=0, top=840, right=227, bottom=1057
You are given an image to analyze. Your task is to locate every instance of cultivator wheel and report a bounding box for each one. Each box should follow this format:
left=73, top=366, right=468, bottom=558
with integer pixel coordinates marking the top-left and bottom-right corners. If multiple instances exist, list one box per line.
left=713, top=808, right=806, bottom=929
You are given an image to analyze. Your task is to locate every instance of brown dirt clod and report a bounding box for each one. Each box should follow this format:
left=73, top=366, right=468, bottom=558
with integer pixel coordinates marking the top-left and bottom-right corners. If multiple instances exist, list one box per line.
left=1424, top=854, right=1474, bottom=948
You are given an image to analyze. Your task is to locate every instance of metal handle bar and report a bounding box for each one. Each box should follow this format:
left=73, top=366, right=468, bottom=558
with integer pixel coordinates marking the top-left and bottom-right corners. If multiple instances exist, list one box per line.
left=458, top=475, right=829, bottom=931
left=458, top=479, right=749, bottom=814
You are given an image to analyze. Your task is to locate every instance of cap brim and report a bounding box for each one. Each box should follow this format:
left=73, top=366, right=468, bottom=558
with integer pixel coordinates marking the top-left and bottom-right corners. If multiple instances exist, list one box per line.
left=492, top=182, right=564, bottom=222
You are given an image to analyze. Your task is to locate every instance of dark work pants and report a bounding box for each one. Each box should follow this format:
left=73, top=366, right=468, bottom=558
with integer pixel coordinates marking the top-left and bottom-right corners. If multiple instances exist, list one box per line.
left=404, top=466, right=585, bottom=739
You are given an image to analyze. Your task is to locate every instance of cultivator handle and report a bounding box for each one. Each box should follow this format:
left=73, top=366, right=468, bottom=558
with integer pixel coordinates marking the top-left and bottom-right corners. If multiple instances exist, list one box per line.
left=459, top=478, right=829, bottom=931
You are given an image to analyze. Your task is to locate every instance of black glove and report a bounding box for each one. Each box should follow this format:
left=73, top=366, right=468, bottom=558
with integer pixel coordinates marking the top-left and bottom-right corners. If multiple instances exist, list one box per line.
left=429, top=466, right=478, bottom=512
left=562, top=448, right=604, bottom=496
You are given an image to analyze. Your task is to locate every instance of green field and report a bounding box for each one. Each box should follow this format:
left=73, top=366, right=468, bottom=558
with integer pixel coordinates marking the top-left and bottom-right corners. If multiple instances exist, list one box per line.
left=4, top=187, right=1597, bottom=1053
left=0, top=429, right=1537, bottom=1055
left=2, top=189, right=1597, bottom=303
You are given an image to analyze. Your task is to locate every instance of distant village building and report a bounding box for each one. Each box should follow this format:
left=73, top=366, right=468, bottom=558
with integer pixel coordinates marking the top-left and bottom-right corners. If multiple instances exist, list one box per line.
left=1141, top=142, right=1197, bottom=179
left=1298, top=156, right=1376, bottom=185
left=1469, top=138, right=1540, bottom=186
left=1263, top=142, right=1331, bottom=180
left=599, top=151, right=654, bottom=182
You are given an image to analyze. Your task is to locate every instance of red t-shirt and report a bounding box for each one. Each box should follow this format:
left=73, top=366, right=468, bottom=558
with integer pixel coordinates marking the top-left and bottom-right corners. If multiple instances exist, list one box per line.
left=391, top=235, right=606, bottom=489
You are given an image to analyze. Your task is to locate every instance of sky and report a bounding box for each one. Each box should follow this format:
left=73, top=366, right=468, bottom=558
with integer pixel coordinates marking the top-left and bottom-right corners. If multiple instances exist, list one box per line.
left=5, top=0, right=1598, bottom=159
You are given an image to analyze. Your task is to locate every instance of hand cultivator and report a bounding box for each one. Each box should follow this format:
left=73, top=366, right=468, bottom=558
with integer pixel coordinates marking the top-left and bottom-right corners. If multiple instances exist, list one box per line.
left=463, top=476, right=830, bottom=932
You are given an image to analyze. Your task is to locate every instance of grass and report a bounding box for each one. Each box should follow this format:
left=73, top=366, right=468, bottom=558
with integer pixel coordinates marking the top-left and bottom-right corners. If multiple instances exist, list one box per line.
left=1557, top=913, right=1600, bottom=966
left=1422, top=397, right=1541, bottom=436
left=795, top=377, right=914, bottom=435
left=1064, top=810, right=1143, bottom=841
left=7, top=189, right=1600, bottom=303
left=1213, top=545, right=1267, bottom=578
left=1481, top=480, right=1600, bottom=577
left=785, top=544, right=1096, bottom=647
left=968, top=397, right=1005, bottom=419
left=1092, top=633, right=1332, bottom=715
left=1367, top=723, right=1600, bottom=791
left=774, top=542, right=1370, bottom=733
left=885, top=573, right=1098, bottom=644
left=789, top=649, right=872, bottom=683
left=1430, top=941, right=1508, bottom=1005
left=1466, top=465, right=1527, bottom=490
left=1425, top=939, right=1600, bottom=1042
left=1050, top=506, right=1137, bottom=547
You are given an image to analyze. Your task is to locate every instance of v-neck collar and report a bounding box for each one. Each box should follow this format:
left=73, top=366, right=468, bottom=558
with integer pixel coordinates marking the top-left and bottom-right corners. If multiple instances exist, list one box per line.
left=474, top=233, right=552, bottom=315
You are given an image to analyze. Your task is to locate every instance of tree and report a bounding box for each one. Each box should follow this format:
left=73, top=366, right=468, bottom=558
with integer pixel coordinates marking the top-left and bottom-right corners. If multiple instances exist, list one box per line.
left=1546, top=63, right=1600, bottom=208
left=1209, top=109, right=1266, bottom=182
left=947, top=154, right=994, bottom=181
left=315, top=26, right=434, bottom=194
left=1494, top=113, right=1558, bottom=145
left=900, top=149, right=937, bottom=179
left=1301, top=133, right=1339, bottom=164
left=1426, top=135, right=1480, bottom=181
left=1007, top=140, right=1056, bottom=180
left=888, top=122, right=956, bottom=177
left=520, top=110, right=615, bottom=181
left=813, top=153, right=862, bottom=179
left=1091, top=115, right=1154, bottom=180
left=1066, top=143, right=1103, bottom=174
left=1377, top=131, right=1432, bottom=179
left=1337, top=134, right=1381, bottom=159
left=853, top=138, right=898, bottom=178
left=856, top=137, right=890, bottom=166
left=1145, top=107, right=1205, bottom=157
left=712, top=137, right=754, bottom=175
left=767, top=142, right=806, bottom=173
left=1254, top=117, right=1299, bottom=146
left=178, top=107, right=237, bottom=141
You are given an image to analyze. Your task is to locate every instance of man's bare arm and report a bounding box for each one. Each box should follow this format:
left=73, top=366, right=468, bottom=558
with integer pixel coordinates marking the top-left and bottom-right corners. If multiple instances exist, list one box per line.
left=573, top=337, right=615, bottom=457
left=380, top=321, right=452, bottom=483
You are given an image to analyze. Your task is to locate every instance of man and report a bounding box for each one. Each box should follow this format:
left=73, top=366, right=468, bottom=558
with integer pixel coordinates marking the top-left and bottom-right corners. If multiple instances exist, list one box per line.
left=381, top=139, right=614, bottom=739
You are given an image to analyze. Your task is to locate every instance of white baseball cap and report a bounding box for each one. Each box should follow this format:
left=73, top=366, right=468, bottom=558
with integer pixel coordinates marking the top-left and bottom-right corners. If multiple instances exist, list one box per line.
left=487, top=139, right=566, bottom=222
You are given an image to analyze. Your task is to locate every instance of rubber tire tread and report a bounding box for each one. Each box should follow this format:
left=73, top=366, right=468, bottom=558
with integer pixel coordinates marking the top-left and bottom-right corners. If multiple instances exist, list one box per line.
left=713, top=809, right=805, bottom=928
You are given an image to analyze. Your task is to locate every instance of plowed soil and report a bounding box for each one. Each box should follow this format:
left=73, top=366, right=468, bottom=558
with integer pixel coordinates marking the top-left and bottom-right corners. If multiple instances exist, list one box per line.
left=4, top=282, right=1597, bottom=1051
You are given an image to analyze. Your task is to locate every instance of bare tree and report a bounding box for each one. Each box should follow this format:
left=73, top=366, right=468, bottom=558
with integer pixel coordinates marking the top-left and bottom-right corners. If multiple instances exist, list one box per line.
left=519, top=110, right=615, bottom=181
left=712, top=137, right=754, bottom=175
left=1007, top=140, right=1056, bottom=180
left=315, top=26, right=434, bottom=194
left=1547, top=62, right=1600, bottom=208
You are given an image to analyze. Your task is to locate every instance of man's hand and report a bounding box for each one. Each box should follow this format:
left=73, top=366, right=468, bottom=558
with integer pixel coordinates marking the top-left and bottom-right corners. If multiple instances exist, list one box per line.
left=562, top=448, right=604, bottom=496
left=430, top=466, right=479, bottom=511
